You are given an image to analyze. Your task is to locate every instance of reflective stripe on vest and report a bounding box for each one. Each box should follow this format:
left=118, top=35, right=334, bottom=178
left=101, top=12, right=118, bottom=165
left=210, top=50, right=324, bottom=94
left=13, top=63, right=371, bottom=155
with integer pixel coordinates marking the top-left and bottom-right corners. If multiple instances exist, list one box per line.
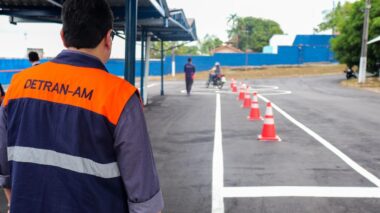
left=8, top=146, right=120, bottom=179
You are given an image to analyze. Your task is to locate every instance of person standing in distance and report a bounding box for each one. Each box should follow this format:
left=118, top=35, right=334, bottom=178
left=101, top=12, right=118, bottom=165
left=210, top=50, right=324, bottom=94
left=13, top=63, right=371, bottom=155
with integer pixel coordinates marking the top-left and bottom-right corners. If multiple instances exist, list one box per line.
left=184, top=57, right=196, bottom=95
left=27, top=51, right=41, bottom=66
left=0, top=0, right=163, bottom=213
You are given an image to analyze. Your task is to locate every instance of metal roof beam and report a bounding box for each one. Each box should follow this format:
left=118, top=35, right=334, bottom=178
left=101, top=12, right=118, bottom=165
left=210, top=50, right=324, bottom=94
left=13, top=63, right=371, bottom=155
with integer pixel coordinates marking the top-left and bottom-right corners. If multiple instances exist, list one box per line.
left=9, top=16, right=60, bottom=24
left=148, top=0, right=165, bottom=17
left=46, top=0, right=62, bottom=8
left=0, top=9, right=59, bottom=17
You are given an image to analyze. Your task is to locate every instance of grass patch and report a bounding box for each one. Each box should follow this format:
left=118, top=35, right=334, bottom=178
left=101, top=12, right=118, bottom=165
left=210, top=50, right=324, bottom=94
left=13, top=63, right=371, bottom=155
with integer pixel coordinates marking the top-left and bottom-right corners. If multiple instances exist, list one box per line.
left=341, top=77, right=380, bottom=93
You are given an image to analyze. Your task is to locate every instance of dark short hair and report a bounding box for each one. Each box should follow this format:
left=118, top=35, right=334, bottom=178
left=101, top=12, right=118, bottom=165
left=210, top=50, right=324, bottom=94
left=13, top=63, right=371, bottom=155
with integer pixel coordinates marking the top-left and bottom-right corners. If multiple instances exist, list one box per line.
left=28, top=51, right=40, bottom=62
left=188, top=58, right=192, bottom=62
left=61, top=0, right=114, bottom=49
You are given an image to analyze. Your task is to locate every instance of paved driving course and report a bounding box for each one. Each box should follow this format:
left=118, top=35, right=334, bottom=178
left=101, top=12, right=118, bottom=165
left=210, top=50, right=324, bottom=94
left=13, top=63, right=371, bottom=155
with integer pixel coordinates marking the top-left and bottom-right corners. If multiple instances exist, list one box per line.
left=147, top=75, right=380, bottom=213
left=1, top=74, right=380, bottom=213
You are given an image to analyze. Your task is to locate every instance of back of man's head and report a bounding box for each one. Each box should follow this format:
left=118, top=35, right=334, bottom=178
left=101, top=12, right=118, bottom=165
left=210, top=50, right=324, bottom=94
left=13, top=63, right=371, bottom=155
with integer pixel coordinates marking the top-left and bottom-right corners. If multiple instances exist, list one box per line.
left=188, top=58, right=192, bottom=63
left=61, top=0, right=113, bottom=49
left=28, top=51, right=40, bottom=62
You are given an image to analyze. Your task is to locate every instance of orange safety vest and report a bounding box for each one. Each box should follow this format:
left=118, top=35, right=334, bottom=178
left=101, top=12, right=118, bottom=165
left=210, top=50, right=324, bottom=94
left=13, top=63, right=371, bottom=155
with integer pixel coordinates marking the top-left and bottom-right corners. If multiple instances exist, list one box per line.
left=4, top=59, right=137, bottom=213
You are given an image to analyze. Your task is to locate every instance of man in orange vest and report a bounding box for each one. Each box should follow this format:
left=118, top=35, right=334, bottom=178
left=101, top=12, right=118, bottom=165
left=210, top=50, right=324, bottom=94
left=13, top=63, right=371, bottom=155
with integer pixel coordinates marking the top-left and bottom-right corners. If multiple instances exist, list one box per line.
left=0, top=0, right=163, bottom=212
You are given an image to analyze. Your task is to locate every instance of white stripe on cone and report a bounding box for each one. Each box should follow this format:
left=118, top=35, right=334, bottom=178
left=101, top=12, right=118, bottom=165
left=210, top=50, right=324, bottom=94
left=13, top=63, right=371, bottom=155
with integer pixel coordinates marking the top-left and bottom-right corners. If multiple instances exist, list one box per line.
left=251, top=103, right=259, bottom=108
left=265, top=106, right=273, bottom=116
left=264, top=118, right=275, bottom=125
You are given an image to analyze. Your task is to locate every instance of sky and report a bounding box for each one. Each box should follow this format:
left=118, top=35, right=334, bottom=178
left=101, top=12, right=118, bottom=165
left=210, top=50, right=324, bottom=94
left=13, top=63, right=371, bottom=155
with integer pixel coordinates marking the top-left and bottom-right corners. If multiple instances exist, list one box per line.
left=167, top=0, right=355, bottom=40
left=0, top=0, right=355, bottom=58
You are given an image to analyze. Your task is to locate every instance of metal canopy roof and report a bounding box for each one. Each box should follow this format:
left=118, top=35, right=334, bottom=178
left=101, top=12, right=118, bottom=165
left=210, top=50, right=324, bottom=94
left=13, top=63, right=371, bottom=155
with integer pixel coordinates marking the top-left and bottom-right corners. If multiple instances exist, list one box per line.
left=0, top=0, right=197, bottom=41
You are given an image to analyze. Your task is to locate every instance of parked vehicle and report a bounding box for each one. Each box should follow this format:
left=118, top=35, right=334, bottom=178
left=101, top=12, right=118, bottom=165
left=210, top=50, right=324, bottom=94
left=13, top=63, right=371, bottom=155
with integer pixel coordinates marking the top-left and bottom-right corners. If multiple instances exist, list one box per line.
left=344, top=68, right=357, bottom=80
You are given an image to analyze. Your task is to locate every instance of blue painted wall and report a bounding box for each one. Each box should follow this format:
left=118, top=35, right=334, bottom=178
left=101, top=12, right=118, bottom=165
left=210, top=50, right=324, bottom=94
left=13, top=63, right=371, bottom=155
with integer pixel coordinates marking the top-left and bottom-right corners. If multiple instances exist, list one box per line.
left=293, top=35, right=335, bottom=47
left=0, top=35, right=336, bottom=84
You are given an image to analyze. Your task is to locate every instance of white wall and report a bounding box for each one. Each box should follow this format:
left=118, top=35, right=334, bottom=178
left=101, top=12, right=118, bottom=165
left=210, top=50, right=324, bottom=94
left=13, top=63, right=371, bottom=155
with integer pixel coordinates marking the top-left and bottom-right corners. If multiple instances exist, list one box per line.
left=0, top=16, right=137, bottom=59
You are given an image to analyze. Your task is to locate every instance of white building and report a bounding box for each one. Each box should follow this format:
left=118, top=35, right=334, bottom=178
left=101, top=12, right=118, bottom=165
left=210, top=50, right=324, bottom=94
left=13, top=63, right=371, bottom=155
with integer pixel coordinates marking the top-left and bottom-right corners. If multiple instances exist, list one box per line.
left=263, top=34, right=296, bottom=54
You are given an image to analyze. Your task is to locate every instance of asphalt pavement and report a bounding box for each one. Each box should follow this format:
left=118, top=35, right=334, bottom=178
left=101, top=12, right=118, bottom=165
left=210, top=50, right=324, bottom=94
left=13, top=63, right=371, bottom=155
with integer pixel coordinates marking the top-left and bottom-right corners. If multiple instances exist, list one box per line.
left=1, top=74, right=380, bottom=213
left=145, top=75, right=380, bottom=213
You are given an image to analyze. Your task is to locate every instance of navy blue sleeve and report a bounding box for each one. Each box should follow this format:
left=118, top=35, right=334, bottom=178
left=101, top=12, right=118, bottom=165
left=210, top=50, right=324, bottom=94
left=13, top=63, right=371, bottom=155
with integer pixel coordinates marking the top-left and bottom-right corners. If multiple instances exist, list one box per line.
left=0, top=84, right=5, bottom=97
left=0, top=106, right=10, bottom=189
left=113, top=94, right=164, bottom=213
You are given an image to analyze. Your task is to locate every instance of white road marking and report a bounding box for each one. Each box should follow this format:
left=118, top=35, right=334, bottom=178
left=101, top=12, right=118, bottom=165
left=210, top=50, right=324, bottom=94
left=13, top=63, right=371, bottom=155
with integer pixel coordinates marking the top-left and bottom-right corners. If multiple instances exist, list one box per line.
left=212, top=93, right=225, bottom=213
left=249, top=85, right=279, bottom=90
left=137, top=83, right=157, bottom=91
left=258, top=90, right=292, bottom=96
left=147, top=83, right=158, bottom=88
left=180, top=87, right=291, bottom=96
left=223, top=187, right=380, bottom=198
left=258, top=94, right=380, bottom=187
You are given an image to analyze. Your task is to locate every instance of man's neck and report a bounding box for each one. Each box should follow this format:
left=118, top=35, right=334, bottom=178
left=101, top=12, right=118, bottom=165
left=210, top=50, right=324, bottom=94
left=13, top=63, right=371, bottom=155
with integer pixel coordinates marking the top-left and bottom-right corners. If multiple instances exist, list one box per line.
left=67, top=47, right=105, bottom=64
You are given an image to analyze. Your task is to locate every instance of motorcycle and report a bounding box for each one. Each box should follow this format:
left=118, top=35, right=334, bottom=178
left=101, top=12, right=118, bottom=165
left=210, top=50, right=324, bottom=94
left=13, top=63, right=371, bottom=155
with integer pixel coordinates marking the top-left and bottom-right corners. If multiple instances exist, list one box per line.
left=206, top=74, right=226, bottom=89
left=344, top=68, right=357, bottom=80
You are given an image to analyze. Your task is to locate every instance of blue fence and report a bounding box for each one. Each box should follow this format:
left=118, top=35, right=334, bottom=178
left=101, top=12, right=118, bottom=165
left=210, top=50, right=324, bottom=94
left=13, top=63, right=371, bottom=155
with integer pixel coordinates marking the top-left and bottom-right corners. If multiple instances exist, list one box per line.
left=293, top=35, right=334, bottom=47
left=0, top=45, right=336, bottom=84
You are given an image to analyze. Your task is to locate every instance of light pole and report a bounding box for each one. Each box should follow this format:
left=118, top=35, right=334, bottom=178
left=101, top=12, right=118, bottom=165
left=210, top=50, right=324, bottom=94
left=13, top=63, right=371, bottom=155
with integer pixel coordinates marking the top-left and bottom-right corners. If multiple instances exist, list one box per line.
left=244, top=27, right=249, bottom=70
left=332, top=0, right=336, bottom=35
left=358, top=0, right=371, bottom=84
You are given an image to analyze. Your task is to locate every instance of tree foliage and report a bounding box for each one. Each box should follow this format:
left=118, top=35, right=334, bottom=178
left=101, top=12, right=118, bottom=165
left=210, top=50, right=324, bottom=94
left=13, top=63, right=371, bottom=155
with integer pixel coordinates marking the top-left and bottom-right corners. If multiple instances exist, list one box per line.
left=317, top=2, right=353, bottom=33
left=326, top=0, right=380, bottom=71
left=150, top=34, right=224, bottom=58
left=227, top=16, right=283, bottom=52
left=150, top=42, right=200, bottom=59
left=199, top=34, right=223, bottom=55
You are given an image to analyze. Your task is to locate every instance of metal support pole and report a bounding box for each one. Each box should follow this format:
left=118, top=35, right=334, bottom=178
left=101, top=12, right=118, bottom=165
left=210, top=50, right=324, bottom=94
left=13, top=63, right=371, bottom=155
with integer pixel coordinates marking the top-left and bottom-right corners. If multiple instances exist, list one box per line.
left=124, top=0, right=137, bottom=85
left=161, top=40, right=165, bottom=96
left=140, top=30, right=146, bottom=102
left=245, top=50, right=248, bottom=71
left=171, top=48, right=175, bottom=77
left=358, top=0, right=371, bottom=84
left=143, top=35, right=151, bottom=105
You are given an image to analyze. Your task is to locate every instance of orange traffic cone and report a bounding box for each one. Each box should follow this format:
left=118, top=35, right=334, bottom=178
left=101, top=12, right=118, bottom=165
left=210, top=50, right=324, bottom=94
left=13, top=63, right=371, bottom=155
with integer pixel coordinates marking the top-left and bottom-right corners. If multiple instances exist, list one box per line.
left=237, top=84, right=246, bottom=101
left=232, top=84, right=238, bottom=93
left=258, top=102, right=281, bottom=141
left=247, top=93, right=263, bottom=121
left=230, top=78, right=236, bottom=89
left=231, top=79, right=237, bottom=92
left=241, top=88, right=251, bottom=108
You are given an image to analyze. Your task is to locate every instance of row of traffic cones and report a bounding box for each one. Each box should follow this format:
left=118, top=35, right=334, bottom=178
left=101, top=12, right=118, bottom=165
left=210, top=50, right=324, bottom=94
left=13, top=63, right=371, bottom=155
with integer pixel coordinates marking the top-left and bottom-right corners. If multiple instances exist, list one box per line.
left=230, top=79, right=281, bottom=142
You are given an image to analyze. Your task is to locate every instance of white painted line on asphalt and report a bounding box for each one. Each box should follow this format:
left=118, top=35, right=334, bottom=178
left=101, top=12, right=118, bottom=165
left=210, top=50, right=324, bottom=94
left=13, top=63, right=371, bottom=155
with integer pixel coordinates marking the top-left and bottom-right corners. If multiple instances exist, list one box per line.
left=258, top=94, right=380, bottom=188
left=147, top=83, right=158, bottom=88
left=179, top=88, right=291, bottom=96
left=212, top=93, right=225, bottom=213
left=137, top=83, right=158, bottom=91
left=249, top=85, right=279, bottom=90
left=223, top=186, right=380, bottom=198
left=259, top=90, right=292, bottom=96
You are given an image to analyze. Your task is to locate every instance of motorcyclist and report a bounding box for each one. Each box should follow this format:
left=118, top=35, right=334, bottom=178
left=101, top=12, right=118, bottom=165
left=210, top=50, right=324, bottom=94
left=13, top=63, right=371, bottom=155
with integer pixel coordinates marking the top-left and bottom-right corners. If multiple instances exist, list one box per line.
left=209, top=62, right=222, bottom=84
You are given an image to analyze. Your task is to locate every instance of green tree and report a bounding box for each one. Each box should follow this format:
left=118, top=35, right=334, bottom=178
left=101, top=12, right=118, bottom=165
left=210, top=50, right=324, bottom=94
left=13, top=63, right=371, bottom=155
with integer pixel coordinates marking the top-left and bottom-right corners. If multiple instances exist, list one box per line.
left=199, top=34, right=223, bottom=55
left=317, top=2, right=353, bottom=33
left=227, top=13, right=240, bottom=45
left=227, top=16, right=283, bottom=52
left=330, top=0, right=380, bottom=71
left=150, top=42, right=200, bottom=58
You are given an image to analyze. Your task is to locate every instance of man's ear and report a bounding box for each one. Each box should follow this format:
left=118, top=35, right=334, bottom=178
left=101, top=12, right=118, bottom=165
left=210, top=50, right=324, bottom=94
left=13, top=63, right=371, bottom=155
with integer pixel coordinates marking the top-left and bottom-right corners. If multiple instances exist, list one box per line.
left=105, top=29, right=112, bottom=50
left=60, top=29, right=68, bottom=48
